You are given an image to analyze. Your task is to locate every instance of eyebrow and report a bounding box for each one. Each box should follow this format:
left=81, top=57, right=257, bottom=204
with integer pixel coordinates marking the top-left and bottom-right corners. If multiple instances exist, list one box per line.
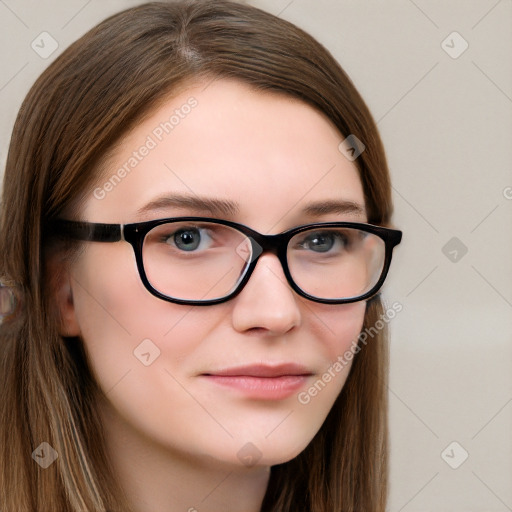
left=137, top=194, right=365, bottom=219
left=301, top=199, right=366, bottom=217
left=137, top=194, right=240, bottom=217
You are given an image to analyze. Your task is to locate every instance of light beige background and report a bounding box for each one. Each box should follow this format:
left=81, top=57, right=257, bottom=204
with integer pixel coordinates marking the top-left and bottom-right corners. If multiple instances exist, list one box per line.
left=1, top=1, right=511, bottom=510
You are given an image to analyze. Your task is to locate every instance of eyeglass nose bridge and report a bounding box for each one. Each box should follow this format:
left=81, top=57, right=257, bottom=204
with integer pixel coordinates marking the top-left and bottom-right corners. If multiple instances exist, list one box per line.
left=234, top=231, right=290, bottom=266
left=233, top=231, right=295, bottom=297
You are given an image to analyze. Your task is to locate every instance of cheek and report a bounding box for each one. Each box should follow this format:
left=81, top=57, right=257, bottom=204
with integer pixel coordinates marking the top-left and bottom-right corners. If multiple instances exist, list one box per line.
left=304, top=300, right=367, bottom=362
left=69, top=245, right=220, bottom=390
left=69, top=250, right=228, bottom=449
left=289, top=300, right=366, bottom=429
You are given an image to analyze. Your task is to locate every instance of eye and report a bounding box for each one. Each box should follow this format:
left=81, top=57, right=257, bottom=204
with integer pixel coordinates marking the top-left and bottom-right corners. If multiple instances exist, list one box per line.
left=168, top=227, right=213, bottom=252
left=174, top=228, right=199, bottom=251
left=299, top=231, right=347, bottom=253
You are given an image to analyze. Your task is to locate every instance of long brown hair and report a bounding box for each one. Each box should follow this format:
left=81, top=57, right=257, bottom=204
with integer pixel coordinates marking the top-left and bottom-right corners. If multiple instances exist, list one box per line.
left=0, top=2, right=393, bottom=510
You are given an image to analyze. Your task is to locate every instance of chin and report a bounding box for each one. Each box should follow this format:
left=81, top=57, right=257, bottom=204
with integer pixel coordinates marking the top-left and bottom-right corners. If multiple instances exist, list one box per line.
left=224, top=428, right=317, bottom=469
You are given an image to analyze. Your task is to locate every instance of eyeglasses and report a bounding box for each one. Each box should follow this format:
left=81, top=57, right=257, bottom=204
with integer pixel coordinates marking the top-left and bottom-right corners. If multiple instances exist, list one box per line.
left=50, top=217, right=402, bottom=306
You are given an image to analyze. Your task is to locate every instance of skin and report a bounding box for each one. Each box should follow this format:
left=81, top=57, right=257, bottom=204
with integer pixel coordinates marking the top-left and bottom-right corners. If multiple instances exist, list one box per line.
left=57, top=79, right=368, bottom=512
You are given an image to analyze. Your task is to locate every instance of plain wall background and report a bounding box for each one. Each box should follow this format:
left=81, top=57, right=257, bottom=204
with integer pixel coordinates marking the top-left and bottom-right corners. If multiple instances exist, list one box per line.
left=1, top=1, right=511, bottom=510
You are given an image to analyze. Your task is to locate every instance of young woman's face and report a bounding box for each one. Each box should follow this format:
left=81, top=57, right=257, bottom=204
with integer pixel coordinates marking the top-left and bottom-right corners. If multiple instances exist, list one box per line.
left=63, top=79, right=367, bottom=469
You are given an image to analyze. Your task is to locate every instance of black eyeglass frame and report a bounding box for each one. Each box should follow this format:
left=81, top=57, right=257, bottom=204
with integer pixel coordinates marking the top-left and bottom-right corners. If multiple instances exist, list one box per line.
left=50, top=217, right=402, bottom=306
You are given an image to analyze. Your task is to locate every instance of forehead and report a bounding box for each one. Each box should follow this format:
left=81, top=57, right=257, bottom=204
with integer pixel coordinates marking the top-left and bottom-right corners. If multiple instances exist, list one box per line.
left=84, top=79, right=365, bottom=230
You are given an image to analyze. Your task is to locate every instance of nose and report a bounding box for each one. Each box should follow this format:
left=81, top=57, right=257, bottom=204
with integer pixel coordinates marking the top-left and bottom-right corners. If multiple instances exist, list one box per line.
left=231, top=253, right=302, bottom=335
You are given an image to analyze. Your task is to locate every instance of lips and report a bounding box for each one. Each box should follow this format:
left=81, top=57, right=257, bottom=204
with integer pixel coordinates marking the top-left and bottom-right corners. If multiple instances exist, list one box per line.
left=200, top=363, right=313, bottom=400
left=202, top=363, right=313, bottom=378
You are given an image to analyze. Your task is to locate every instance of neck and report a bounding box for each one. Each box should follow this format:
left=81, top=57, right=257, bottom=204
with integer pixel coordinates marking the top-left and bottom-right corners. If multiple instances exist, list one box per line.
left=98, top=397, right=271, bottom=512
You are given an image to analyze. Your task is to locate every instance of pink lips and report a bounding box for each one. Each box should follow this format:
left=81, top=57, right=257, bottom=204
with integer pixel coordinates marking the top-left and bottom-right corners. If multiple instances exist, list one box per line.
left=201, top=364, right=313, bottom=400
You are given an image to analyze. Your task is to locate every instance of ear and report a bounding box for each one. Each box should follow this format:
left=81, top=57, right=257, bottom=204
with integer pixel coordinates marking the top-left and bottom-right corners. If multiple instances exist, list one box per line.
left=54, top=273, right=81, bottom=337
left=48, top=257, right=81, bottom=337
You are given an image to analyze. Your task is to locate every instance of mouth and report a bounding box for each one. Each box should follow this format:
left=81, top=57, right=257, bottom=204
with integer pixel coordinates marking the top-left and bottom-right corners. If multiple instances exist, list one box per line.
left=200, top=363, right=313, bottom=400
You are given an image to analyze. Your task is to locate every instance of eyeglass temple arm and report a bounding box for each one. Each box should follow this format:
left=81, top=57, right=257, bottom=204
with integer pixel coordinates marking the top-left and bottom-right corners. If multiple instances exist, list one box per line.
left=49, top=220, right=123, bottom=242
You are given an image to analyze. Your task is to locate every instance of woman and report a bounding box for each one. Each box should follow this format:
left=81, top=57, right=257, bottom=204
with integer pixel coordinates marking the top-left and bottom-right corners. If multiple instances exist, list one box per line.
left=0, top=1, right=402, bottom=511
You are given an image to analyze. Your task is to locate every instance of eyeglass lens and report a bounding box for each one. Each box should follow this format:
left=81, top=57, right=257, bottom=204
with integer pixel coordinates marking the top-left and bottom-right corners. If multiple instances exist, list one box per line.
left=141, top=221, right=386, bottom=302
